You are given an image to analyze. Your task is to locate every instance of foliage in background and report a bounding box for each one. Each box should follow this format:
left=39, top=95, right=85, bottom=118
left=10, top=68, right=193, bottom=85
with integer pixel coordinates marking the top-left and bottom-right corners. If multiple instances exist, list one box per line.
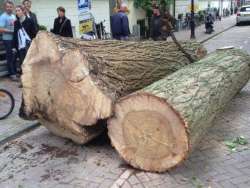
left=39, top=25, right=47, bottom=31
left=134, top=0, right=172, bottom=16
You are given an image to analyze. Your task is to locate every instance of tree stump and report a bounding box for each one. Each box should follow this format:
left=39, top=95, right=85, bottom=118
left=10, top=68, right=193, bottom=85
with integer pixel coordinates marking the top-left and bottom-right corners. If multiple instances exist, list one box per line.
left=108, top=49, right=250, bottom=172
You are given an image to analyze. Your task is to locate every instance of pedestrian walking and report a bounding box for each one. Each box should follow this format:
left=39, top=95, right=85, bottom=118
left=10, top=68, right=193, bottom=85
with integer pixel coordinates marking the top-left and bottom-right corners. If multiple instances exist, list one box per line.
left=150, top=6, right=162, bottom=41
left=0, top=0, right=17, bottom=81
left=22, top=0, right=39, bottom=32
left=51, top=7, right=73, bottom=38
left=13, top=5, right=36, bottom=73
left=111, top=3, right=130, bottom=40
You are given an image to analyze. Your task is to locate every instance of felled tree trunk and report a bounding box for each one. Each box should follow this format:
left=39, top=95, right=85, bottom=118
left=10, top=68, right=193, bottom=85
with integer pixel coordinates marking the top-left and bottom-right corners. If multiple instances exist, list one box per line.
left=108, top=49, right=250, bottom=172
left=20, top=31, right=206, bottom=144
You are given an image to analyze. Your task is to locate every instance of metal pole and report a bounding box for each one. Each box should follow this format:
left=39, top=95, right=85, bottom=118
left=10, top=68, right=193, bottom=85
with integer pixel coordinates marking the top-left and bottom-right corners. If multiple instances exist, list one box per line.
left=173, top=0, right=176, bottom=18
left=190, top=0, right=195, bottom=39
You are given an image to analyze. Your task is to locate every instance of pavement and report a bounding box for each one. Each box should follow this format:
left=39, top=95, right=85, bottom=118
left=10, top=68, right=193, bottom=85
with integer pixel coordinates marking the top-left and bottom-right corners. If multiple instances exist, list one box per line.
left=204, top=25, right=250, bottom=53
left=174, top=15, right=236, bottom=43
left=1, top=16, right=250, bottom=188
left=0, top=79, right=39, bottom=144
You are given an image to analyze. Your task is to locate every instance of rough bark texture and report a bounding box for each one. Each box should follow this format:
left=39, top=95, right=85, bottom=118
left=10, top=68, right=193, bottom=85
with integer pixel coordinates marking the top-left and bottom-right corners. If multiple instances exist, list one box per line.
left=20, top=31, right=206, bottom=144
left=108, top=49, right=250, bottom=172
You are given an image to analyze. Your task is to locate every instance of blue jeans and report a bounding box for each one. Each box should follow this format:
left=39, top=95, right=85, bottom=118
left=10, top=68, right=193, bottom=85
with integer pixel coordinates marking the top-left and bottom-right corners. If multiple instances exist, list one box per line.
left=3, top=40, right=16, bottom=75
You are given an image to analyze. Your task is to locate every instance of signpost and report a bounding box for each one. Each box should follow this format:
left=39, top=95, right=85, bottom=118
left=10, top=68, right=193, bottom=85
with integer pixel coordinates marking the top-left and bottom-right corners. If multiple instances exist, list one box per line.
left=79, top=19, right=94, bottom=34
left=190, top=0, right=196, bottom=39
left=77, top=0, right=94, bottom=35
left=77, top=0, right=91, bottom=14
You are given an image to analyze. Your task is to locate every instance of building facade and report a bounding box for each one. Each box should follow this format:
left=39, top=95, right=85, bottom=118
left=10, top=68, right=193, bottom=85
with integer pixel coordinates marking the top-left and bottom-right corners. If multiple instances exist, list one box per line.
left=174, top=0, right=235, bottom=18
left=0, top=0, right=240, bottom=38
left=26, top=0, right=145, bottom=38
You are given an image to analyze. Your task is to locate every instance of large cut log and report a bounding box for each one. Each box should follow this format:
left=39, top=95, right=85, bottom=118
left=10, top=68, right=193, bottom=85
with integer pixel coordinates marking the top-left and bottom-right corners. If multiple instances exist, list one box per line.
left=108, top=48, right=250, bottom=172
left=20, top=31, right=206, bottom=144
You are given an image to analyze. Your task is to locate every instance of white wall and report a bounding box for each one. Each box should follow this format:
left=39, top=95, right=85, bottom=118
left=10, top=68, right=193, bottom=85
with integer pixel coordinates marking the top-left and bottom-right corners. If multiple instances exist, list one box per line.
left=176, top=0, right=190, bottom=17
left=90, top=0, right=111, bottom=33
left=198, top=0, right=231, bottom=10
left=127, top=0, right=146, bottom=32
left=198, top=1, right=209, bottom=10
left=30, top=0, right=110, bottom=37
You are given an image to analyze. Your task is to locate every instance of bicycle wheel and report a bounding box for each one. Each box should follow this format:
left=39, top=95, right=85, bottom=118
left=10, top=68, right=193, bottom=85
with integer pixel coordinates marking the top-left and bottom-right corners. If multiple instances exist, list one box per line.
left=0, top=89, right=15, bottom=120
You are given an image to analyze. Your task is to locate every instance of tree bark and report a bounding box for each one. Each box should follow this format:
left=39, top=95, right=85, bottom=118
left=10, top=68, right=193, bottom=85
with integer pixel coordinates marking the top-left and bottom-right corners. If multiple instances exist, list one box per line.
left=108, top=49, right=250, bottom=172
left=20, top=31, right=206, bottom=144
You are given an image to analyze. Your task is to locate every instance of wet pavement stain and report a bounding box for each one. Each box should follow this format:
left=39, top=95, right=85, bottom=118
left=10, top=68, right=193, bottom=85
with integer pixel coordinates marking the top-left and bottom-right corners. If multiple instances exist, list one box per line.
left=36, top=144, right=78, bottom=159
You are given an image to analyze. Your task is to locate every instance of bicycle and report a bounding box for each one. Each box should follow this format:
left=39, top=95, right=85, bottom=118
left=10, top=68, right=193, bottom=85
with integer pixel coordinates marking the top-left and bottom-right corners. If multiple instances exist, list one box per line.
left=0, top=89, right=15, bottom=120
left=95, top=20, right=111, bottom=40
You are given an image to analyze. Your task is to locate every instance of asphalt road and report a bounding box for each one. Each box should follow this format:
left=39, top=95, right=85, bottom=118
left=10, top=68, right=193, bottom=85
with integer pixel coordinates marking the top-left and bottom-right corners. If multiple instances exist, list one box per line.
left=204, top=24, right=250, bottom=53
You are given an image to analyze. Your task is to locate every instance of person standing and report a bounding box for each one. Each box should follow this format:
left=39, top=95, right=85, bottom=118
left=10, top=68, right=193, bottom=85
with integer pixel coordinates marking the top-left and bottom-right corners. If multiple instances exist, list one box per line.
left=0, top=0, right=17, bottom=80
left=22, top=0, right=38, bottom=32
left=13, top=5, right=36, bottom=72
left=51, top=7, right=73, bottom=38
left=161, top=10, right=175, bottom=40
left=150, top=6, right=162, bottom=41
left=111, top=3, right=130, bottom=40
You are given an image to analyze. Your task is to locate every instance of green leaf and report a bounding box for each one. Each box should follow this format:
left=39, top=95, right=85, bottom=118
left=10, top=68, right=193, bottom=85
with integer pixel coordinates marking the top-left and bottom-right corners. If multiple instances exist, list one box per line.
left=192, top=176, right=197, bottom=181
left=225, top=136, right=248, bottom=152
left=231, top=148, right=237, bottom=152
left=238, top=136, right=248, bottom=145
left=225, top=141, right=237, bottom=149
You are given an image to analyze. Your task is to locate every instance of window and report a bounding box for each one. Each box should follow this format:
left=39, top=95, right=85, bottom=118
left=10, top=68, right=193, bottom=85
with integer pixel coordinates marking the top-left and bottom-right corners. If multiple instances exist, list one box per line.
left=240, top=7, right=250, bottom=12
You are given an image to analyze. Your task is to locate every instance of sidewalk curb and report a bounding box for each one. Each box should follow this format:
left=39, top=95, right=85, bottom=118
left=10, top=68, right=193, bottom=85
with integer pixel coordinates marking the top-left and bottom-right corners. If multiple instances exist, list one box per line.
left=199, top=25, right=235, bottom=44
left=0, top=122, right=40, bottom=145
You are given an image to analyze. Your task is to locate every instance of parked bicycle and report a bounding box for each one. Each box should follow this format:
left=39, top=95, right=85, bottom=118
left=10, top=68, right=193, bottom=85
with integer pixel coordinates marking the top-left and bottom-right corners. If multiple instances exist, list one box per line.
left=95, top=20, right=111, bottom=40
left=0, top=89, right=15, bottom=120
left=81, top=19, right=112, bottom=41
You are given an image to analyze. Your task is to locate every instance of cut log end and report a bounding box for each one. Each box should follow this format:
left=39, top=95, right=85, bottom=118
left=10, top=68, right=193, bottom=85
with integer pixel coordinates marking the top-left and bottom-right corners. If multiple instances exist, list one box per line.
left=21, top=32, right=113, bottom=126
left=108, top=93, right=189, bottom=172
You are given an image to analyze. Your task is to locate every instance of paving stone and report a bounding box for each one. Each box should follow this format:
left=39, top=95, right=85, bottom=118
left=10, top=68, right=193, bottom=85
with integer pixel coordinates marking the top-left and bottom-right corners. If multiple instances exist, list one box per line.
left=129, top=183, right=145, bottom=188
left=219, top=180, right=240, bottom=188
left=212, top=173, right=235, bottom=182
left=135, top=172, right=151, bottom=182
left=99, top=179, right=114, bottom=188
left=88, top=182, right=100, bottom=188
left=145, top=172, right=161, bottom=180
left=230, top=176, right=250, bottom=185
left=234, top=161, right=250, bottom=169
left=127, top=175, right=140, bottom=185
left=149, top=178, right=166, bottom=186
left=237, top=183, right=250, bottom=188
left=0, top=78, right=38, bottom=144
left=239, top=167, right=250, bottom=175
left=121, top=181, right=132, bottom=188
left=174, top=184, right=197, bottom=188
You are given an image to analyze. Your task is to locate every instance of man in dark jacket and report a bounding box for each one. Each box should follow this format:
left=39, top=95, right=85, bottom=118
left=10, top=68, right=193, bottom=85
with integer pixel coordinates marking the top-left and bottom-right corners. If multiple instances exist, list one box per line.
left=150, top=6, right=162, bottom=40
left=22, top=0, right=39, bottom=32
left=51, top=7, right=73, bottom=38
left=111, top=3, right=130, bottom=40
